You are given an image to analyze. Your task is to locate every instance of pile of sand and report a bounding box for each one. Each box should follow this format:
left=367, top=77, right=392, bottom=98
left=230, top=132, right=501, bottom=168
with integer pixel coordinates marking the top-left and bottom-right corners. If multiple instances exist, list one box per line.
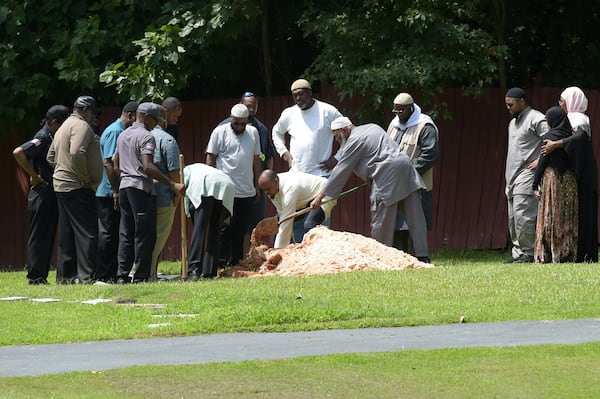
left=232, top=225, right=434, bottom=277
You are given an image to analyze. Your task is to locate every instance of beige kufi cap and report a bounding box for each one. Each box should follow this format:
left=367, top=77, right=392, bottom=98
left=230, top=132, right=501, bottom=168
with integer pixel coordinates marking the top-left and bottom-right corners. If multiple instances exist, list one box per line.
left=331, top=116, right=352, bottom=130
left=291, top=79, right=312, bottom=91
left=231, top=104, right=249, bottom=118
left=393, top=93, right=414, bottom=105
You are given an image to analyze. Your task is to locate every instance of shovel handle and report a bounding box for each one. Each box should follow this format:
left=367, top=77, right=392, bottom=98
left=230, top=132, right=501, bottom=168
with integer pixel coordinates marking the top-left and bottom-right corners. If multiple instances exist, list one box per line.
left=279, top=182, right=368, bottom=224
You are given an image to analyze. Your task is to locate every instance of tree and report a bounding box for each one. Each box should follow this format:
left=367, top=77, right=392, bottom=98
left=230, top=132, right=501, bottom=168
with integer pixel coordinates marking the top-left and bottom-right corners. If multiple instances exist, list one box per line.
left=299, top=0, right=506, bottom=119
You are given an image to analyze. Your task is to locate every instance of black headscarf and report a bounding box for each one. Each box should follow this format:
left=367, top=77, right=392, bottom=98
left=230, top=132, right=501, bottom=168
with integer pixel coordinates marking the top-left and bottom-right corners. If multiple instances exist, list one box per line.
left=545, top=106, right=573, bottom=140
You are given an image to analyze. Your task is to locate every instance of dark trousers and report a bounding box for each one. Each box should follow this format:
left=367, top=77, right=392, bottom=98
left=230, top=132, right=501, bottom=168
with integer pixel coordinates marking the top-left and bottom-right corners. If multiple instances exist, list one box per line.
left=96, top=197, right=120, bottom=281
left=55, top=189, right=98, bottom=282
left=26, top=185, right=58, bottom=281
left=229, top=196, right=254, bottom=265
left=189, top=197, right=223, bottom=277
left=117, top=188, right=156, bottom=281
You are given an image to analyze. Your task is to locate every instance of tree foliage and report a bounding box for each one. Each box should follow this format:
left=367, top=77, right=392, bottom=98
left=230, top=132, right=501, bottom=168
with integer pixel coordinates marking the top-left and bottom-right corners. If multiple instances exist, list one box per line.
left=2, top=0, right=600, bottom=134
left=299, top=0, right=506, bottom=117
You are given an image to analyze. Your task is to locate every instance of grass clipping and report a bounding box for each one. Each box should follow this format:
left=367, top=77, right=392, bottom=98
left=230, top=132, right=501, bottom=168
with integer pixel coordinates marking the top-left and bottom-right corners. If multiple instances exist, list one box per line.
left=231, top=225, right=434, bottom=277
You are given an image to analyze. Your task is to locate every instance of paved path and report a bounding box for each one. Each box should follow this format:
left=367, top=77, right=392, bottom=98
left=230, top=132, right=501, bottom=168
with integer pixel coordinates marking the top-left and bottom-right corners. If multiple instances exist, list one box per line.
left=2, top=318, right=600, bottom=377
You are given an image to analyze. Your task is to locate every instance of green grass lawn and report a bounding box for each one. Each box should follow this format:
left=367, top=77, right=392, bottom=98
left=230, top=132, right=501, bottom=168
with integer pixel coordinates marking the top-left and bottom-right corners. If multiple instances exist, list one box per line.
left=1, top=249, right=599, bottom=398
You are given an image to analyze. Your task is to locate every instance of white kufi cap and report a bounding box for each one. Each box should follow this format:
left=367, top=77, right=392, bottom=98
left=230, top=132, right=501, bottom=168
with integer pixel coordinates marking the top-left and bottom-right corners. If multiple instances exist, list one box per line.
left=393, top=93, right=414, bottom=105
left=231, top=104, right=249, bottom=118
left=331, top=116, right=352, bottom=130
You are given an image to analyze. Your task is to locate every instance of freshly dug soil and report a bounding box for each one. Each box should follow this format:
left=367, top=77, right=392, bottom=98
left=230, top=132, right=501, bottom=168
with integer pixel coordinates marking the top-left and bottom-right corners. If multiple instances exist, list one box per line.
left=231, top=225, right=434, bottom=277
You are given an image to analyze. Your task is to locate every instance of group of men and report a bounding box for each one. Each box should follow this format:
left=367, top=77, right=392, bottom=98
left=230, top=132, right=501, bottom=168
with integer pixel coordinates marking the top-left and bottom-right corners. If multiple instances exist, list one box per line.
left=201, top=79, right=438, bottom=269
left=14, top=96, right=185, bottom=284
left=15, top=80, right=440, bottom=284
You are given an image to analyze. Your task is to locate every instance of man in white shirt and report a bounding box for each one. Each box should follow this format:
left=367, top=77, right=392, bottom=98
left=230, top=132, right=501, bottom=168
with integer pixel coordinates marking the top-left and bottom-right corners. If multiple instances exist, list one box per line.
left=206, top=104, right=261, bottom=265
left=272, top=79, right=343, bottom=177
left=258, top=169, right=337, bottom=248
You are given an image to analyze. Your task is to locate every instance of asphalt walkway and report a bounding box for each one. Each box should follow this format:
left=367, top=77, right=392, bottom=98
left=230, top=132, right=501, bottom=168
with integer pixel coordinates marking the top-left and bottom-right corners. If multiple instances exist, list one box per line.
left=2, top=318, right=600, bottom=377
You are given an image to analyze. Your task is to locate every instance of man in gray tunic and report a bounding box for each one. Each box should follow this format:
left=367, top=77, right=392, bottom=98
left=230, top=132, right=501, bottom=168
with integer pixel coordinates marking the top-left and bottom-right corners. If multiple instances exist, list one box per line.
left=310, top=116, right=430, bottom=263
left=504, top=87, right=548, bottom=263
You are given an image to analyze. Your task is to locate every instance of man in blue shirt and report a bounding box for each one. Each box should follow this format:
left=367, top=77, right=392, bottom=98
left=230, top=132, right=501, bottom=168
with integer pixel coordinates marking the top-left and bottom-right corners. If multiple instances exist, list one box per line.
left=95, top=101, right=138, bottom=282
left=150, top=103, right=181, bottom=280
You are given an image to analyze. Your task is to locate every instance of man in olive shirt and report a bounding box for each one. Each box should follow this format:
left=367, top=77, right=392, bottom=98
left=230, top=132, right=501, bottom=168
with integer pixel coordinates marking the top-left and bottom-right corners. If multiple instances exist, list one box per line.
left=47, top=96, right=104, bottom=284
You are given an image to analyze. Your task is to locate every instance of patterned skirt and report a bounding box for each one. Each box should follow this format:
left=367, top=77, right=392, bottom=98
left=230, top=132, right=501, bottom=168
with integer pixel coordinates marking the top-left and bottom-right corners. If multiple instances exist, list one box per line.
left=534, top=167, right=578, bottom=263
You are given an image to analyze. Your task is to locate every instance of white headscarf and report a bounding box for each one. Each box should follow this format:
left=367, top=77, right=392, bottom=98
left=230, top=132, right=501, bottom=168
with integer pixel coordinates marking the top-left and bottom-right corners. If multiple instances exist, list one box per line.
left=561, top=86, right=591, bottom=136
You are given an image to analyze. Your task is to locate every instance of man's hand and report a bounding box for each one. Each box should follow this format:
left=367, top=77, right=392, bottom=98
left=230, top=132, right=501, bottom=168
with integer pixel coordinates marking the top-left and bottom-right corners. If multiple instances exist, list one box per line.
left=171, top=182, right=186, bottom=196
left=318, top=156, right=338, bottom=172
left=310, top=193, right=326, bottom=210
left=113, top=193, right=119, bottom=211
left=282, top=151, right=293, bottom=170
left=30, top=174, right=48, bottom=188
left=526, top=159, right=538, bottom=170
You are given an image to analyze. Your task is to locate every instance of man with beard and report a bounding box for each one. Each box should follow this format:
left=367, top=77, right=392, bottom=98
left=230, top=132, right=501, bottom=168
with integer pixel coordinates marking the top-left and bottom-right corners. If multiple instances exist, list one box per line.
left=310, top=116, right=430, bottom=263
left=272, top=79, right=342, bottom=177
left=218, top=92, right=274, bottom=236
left=386, top=92, right=439, bottom=253
left=206, top=104, right=261, bottom=266
left=503, top=87, right=548, bottom=263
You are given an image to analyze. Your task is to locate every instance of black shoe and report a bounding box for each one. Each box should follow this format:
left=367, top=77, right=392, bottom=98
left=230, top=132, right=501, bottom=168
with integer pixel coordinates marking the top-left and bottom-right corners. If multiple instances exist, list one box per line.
left=132, top=278, right=147, bottom=284
left=28, top=278, right=48, bottom=285
left=417, top=256, right=431, bottom=264
left=187, top=269, right=201, bottom=282
left=513, top=254, right=534, bottom=263
left=116, top=277, right=130, bottom=284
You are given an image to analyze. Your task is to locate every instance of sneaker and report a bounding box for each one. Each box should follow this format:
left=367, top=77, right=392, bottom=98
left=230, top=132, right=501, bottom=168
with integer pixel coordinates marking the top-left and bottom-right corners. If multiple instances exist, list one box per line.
left=28, top=278, right=48, bottom=285
left=417, top=256, right=431, bottom=264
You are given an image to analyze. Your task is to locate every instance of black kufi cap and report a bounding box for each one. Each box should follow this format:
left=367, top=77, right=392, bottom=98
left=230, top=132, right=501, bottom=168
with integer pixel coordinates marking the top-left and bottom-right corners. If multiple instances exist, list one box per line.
left=505, top=87, right=527, bottom=99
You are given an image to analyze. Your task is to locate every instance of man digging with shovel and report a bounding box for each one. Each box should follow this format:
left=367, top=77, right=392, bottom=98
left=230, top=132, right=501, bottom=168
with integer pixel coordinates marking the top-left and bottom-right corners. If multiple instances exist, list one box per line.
left=256, top=169, right=338, bottom=248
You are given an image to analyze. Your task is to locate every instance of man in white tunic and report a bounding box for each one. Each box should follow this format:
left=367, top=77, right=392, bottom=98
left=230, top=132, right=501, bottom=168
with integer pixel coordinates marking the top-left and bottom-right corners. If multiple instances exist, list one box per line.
left=206, top=104, right=261, bottom=265
left=504, top=87, right=548, bottom=263
left=272, top=79, right=343, bottom=177
left=258, top=169, right=337, bottom=248
left=311, top=116, right=430, bottom=263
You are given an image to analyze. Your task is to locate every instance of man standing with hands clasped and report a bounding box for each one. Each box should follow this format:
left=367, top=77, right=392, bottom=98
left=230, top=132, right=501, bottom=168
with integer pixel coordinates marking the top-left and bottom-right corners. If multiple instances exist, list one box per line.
left=206, top=104, right=261, bottom=266
left=272, top=79, right=343, bottom=176
left=503, top=87, right=548, bottom=264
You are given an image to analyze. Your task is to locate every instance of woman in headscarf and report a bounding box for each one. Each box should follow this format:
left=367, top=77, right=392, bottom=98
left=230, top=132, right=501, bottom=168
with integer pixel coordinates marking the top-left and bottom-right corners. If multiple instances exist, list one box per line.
left=533, top=106, right=578, bottom=263
left=541, top=87, right=598, bottom=262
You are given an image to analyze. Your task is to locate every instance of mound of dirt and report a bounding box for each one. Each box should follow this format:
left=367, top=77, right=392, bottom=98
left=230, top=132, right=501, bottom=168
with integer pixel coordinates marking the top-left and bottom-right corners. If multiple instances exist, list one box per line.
left=231, top=225, right=434, bottom=277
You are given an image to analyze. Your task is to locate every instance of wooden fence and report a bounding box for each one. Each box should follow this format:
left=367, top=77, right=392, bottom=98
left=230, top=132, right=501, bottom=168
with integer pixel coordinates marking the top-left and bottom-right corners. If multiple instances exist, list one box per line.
left=3, top=87, right=599, bottom=269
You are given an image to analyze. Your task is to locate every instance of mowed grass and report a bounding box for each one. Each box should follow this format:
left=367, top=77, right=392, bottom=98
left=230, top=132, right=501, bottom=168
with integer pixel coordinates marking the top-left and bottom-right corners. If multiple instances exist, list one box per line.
left=2, top=344, right=600, bottom=398
left=2, top=249, right=600, bottom=398
left=1, top=249, right=599, bottom=346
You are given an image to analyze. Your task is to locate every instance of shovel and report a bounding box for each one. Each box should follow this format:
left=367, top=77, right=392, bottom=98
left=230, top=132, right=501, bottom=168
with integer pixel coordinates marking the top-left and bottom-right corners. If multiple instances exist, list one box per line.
left=253, top=182, right=368, bottom=237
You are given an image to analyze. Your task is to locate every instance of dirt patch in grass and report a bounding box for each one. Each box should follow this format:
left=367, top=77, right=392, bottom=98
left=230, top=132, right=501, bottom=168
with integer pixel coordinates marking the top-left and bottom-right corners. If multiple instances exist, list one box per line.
left=230, top=226, right=433, bottom=277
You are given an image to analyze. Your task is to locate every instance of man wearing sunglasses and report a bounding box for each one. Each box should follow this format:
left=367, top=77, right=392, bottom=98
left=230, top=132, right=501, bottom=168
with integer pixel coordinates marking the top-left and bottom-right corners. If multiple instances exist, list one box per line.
left=386, top=93, right=439, bottom=254
left=504, top=87, right=548, bottom=264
